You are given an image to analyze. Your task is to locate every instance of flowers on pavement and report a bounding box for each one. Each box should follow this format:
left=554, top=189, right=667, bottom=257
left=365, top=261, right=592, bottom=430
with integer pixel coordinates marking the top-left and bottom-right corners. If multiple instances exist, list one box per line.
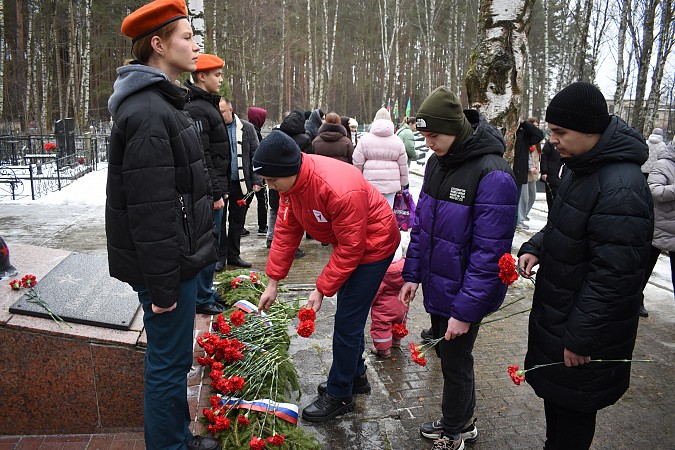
left=507, top=359, right=653, bottom=385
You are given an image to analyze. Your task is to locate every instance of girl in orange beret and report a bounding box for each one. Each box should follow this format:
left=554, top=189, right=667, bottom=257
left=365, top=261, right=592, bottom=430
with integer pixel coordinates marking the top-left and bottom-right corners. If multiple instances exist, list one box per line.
left=107, top=1, right=220, bottom=449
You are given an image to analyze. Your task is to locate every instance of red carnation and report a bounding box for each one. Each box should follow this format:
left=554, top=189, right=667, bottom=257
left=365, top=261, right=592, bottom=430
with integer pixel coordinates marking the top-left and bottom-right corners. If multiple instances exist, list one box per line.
left=508, top=364, right=526, bottom=385
left=297, top=307, right=316, bottom=322
left=216, top=314, right=231, bottom=335
left=9, top=279, right=21, bottom=290
left=250, top=436, right=266, bottom=450
left=498, top=253, right=519, bottom=285
left=249, top=272, right=260, bottom=284
left=237, top=199, right=247, bottom=207
left=20, top=274, right=37, bottom=288
left=230, top=310, right=246, bottom=326
left=231, top=278, right=243, bottom=289
left=296, top=320, right=315, bottom=338
left=392, top=323, right=408, bottom=339
left=224, top=376, right=246, bottom=392
left=267, top=434, right=285, bottom=446
left=237, top=415, right=250, bottom=427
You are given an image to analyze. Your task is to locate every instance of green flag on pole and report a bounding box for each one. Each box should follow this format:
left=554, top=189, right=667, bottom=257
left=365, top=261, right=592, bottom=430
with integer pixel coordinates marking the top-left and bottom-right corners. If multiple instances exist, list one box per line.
left=405, top=97, right=411, bottom=117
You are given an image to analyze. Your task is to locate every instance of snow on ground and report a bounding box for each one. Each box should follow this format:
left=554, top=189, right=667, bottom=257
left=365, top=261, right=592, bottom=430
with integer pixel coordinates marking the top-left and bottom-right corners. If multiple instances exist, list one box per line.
left=0, top=163, right=108, bottom=207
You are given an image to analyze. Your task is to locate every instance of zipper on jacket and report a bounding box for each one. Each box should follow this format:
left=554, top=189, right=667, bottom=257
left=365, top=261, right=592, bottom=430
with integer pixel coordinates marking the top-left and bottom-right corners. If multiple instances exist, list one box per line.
left=179, top=195, right=193, bottom=253
left=427, top=197, right=439, bottom=287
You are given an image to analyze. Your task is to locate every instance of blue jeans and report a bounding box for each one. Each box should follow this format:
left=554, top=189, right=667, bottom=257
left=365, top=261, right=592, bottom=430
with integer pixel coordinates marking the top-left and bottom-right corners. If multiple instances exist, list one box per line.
left=196, top=207, right=223, bottom=307
left=133, top=277, right=197, bottom=450
left=326, top=253, right=394, bottom=398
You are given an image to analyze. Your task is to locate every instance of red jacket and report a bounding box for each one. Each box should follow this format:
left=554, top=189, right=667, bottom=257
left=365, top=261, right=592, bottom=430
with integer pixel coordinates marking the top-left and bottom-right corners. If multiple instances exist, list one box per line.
left=266, top=154, right=400, bottom=296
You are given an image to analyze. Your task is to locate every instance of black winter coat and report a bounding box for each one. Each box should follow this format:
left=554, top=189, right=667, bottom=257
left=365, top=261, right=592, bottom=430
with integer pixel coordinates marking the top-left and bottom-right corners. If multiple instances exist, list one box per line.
left=513, top=121, right=544, bottom=185
left=539, top=140, right=562, bottom=187
left=518, top=117, right=653, bottom=412
left=107, top=76, right=217, bottom=308
left=280, top=110, right=313, bottom=153
left=184, top=81, right=231, bottom=200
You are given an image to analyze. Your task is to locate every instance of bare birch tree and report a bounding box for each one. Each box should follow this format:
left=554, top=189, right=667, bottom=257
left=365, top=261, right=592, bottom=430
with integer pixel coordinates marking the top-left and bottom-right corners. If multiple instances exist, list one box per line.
left=643, top=0, right=675, bottom=134
left=377, top=0, right=401, bottom=104
left=629, top=0, right=659, bottom=131
left=613, top=0, right=631, bottom=119
left=80, top=0, right=92, bottom=128
left=466, top=0, right=536, bottom=158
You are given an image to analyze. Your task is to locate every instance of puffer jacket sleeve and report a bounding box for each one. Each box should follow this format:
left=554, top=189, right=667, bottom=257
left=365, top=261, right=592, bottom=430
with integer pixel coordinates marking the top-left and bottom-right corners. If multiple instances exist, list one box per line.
left=563, top=183, right=652, bottom=356
left=452, top=171, right=518, bottom=322
left=315, top=189, right=370, bottom=296
left=123, top=133, right=180, bottom=308
left=397, top=142, right=409, bottom=187
left=265, top=197, right=305, bottom=281
left=402, top=189, right=424, bottom=283
left=189, top=108, right=222, bottom=201
left=352, top=140, right=366, bottom=172
left=648, top=162, right=675, bottom=204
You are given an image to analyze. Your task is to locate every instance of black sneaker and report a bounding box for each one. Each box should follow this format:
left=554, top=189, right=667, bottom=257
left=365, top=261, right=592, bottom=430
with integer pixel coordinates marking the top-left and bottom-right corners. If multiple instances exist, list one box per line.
left=639, top=305, right=649, bottom=318
left=302, top=394, right=354, bottom=422
left=431, top=435, right=464, bottom=450
left=420, top=418, right=478, bottom=442
left=421, top=328, right=433, bottom=342
left=318, top=372, right=371, bottom=396
left=241, top=228, right=250, bottom=236
left=187, top=436, right=221, bottom=450
left=258, top=227, right=268, bottom=236
left=294, top=248, right=306, bottom=259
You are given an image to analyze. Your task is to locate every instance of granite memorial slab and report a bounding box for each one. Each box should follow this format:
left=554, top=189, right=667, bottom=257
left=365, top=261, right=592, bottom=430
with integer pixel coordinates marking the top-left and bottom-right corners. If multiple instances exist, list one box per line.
left=9, top=253, right=140, bottom=330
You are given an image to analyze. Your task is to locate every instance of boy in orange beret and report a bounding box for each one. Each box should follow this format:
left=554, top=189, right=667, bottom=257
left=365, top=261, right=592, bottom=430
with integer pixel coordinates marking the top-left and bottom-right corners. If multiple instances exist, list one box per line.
left=184, top=54, right=231, bottom=317
left=108, top=1, right=220, bottom=449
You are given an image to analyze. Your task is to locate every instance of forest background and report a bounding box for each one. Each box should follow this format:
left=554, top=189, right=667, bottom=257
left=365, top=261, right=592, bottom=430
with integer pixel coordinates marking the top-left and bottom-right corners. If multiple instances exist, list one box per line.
left=1, top=0, right=673, bottom=147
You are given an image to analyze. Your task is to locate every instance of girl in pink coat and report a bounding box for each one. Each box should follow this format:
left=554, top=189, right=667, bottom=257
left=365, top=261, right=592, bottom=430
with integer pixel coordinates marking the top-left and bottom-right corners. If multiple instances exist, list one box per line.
left=353, top=108, right=409, bottom=207
left=370, top=249, right=408, bottom=358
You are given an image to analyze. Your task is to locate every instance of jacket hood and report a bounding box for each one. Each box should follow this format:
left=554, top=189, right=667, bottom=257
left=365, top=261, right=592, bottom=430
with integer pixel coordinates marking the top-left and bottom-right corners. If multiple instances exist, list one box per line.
left=648, top=133, right=664, bottom=145
left=317, top=123, right=348, bottom=141
left=184, top=80, right=221, bottom=108
left=368, top=119, right=395, bottom=137
left=280, top=110, right=307, bottom=135
left=309, top=109, right=323, bottom=127
left=657, top=142, right=675, bottom=162
left=565, top=117, right=648, bottom=175
left=248, top=107, right=267, bottom=129
left=435, top=110, right=505, bottom=167
left=108, top=64, right=170, bottom=116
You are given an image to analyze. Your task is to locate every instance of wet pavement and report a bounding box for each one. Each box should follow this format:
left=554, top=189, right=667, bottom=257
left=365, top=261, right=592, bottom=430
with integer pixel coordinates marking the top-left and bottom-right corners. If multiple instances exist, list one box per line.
left=0, top=168, right=673, bottom=449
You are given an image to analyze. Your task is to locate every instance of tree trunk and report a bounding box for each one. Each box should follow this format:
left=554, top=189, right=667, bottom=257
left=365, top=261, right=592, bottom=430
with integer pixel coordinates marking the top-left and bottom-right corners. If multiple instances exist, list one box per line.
left=0, top=0, right=4, bottom=118
left=613, top=0, right=631, bottom=119
left=188, top=0, right=205, bottom=51
left=307, top=0, right=315, bottom=107
left=643, top=0, right=674, bottom=134
left=80, top=0, right=92, bottom=129
left=466, top=0, right=536, bottom=160
left=24, top=1, right=34, bottom=128
left=278, top=0, right=286, bottom=121
left=630, top=0, right=658, bottom=131
left=16, top=0, right=25, bottom=130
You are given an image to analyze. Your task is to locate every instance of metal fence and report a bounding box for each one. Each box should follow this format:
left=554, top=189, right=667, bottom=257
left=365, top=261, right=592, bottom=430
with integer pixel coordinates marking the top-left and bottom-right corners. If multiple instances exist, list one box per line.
left=0, top=133, right=110, bottom=200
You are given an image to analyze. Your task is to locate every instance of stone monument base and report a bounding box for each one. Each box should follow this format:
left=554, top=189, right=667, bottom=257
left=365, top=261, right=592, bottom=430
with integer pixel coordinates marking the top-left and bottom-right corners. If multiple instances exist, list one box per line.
left=0, top=244, right=147, bottom=435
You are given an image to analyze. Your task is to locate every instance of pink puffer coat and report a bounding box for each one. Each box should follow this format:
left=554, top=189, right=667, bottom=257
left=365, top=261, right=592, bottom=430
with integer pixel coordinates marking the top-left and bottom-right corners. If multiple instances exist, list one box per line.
left=353, top=119, right=409, bottom=195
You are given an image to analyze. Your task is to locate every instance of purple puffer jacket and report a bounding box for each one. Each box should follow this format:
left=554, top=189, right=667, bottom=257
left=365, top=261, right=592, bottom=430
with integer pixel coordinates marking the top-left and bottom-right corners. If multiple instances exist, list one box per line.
left=403, top=112, right=518, bottom=323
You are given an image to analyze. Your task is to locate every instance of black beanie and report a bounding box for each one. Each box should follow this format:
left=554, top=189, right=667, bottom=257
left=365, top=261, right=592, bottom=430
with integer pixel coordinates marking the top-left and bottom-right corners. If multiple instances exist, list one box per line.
left=415, top=86, right=473, bottom=138
left=252, top=130, right=302, bottom=177
left=546, top=82, right=610, bottom=133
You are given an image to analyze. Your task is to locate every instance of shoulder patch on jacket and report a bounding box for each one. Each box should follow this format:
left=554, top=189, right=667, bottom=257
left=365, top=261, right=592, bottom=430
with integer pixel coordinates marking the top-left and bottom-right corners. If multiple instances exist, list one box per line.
left=313, top=210, right=328, bottom=222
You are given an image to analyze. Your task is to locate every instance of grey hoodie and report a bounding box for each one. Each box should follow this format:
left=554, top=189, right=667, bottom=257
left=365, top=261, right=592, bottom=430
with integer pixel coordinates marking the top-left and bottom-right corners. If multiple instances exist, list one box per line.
left=108, top=64, right=169, bottom=117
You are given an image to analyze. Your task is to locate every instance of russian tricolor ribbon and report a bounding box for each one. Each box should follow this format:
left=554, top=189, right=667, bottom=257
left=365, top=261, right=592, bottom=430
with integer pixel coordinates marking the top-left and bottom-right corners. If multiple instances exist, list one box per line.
left=233, top=299, right=272, bottom=327
left=219, top=396, right=299, bottom=425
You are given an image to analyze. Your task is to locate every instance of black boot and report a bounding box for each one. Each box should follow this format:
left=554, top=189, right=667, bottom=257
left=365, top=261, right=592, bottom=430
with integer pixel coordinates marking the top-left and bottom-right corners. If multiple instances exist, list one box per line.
left=420, top=328, right=433, bottom=342
left=302, top=394, right=354, bottom=422
left=317, top=372, right=371, bottom=396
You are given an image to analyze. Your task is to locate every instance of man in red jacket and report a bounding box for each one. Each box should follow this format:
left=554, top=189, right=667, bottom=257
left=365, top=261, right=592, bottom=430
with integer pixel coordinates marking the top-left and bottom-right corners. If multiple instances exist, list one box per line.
left=254, top=130, right=401, bottom=423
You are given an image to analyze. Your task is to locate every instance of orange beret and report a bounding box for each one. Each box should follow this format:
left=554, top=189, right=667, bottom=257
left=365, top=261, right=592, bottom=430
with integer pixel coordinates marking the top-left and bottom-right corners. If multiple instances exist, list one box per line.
left=121, top=0, right=188, bottom=42
left=196, top=54, right=224, bottom=72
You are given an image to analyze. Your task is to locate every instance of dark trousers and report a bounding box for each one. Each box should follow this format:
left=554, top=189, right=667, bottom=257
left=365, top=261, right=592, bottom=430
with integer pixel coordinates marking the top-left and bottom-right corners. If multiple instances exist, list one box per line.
left=431, top=314, right=480, bottom=436
left=543, top=400, right=597, bottom=450
left=326, top=253, right=394, bottom=398
left=133, top=277, right=197, bottom=450
left=251, top=187, right=268, bottom=230
left=196, top=208, right=223, bottom=307
left=642, top=244, right=675, bottom=292
left=218, top=181, right=246, bottom=262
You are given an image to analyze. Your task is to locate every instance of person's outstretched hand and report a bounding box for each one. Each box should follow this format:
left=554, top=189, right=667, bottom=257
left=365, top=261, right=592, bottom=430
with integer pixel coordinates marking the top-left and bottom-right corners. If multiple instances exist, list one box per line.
left=152, top=303, right=176, bottom=314
left=307, top=288, right=324, bottom=313
left=258, top=279, right=279, bottom=311
left=399, top=282, right=418, bottom=307
left=517, top=253, right=539, bottom=278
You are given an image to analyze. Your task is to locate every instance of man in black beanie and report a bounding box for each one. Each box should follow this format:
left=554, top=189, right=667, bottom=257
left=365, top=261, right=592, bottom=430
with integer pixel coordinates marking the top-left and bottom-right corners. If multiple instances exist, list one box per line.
left=518, top=82, right=653, bottom=449
left=254, top=130, right=401, bottom=424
